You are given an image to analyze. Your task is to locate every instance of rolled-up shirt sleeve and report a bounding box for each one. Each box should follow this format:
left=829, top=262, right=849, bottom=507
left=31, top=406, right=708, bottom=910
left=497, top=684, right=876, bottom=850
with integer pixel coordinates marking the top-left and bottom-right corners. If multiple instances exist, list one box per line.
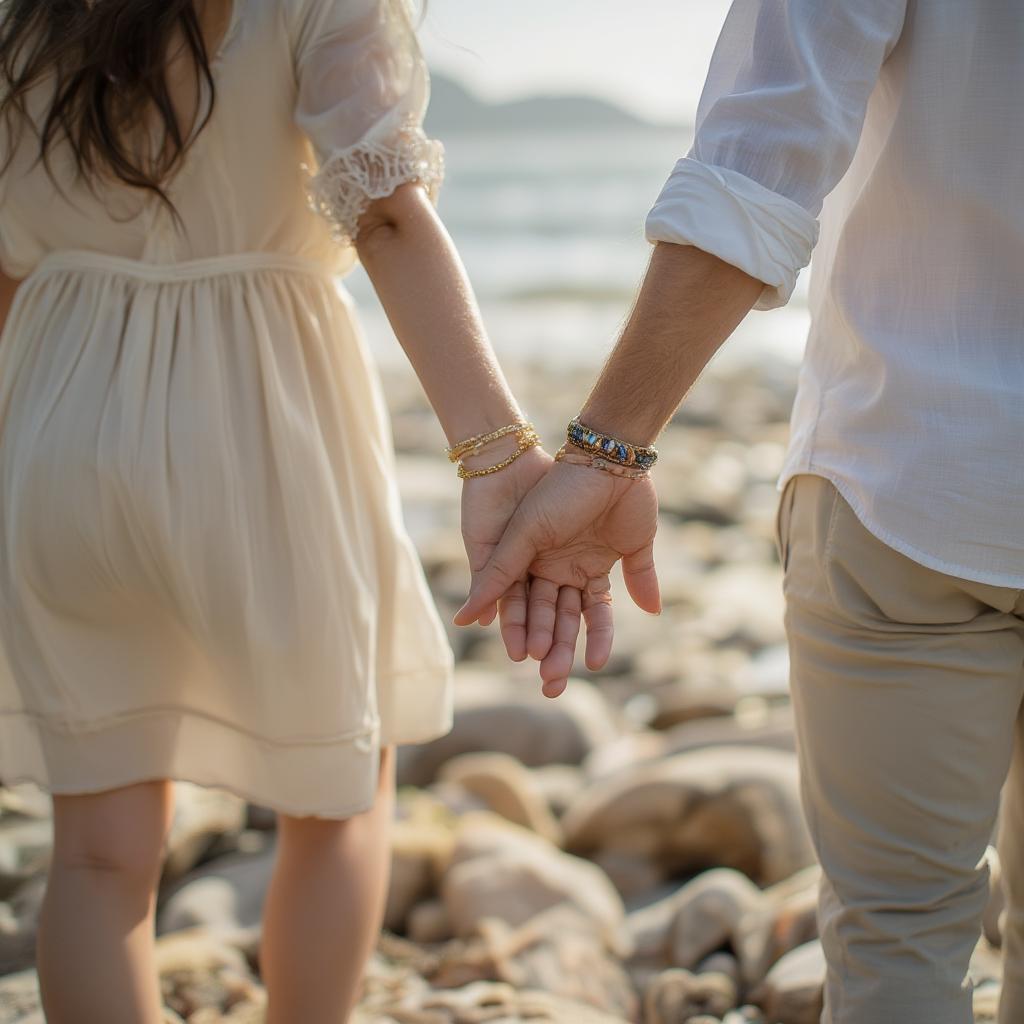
left=646, top=0, right=908, bottom=309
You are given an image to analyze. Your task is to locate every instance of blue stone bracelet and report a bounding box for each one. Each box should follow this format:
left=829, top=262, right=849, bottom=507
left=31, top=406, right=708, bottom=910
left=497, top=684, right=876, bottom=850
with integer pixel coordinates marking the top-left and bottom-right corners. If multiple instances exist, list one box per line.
left=566, top=418, right=658, bottom=470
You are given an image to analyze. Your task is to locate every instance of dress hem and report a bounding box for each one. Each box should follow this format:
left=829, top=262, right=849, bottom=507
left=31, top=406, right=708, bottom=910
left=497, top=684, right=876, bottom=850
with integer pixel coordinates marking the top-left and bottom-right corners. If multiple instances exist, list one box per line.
left=0, top=677, right=454, bottom=819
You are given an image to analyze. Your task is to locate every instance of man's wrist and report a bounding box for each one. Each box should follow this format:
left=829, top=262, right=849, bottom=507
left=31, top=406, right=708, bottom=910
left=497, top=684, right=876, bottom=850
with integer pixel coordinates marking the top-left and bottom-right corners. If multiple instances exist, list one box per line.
left=576, top=407, right=661, bottom=449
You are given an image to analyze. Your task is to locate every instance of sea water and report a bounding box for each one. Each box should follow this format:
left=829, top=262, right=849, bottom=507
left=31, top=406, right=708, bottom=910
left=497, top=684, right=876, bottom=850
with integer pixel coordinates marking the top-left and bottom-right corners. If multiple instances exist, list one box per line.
left=346, top=127, right=810, bottom=373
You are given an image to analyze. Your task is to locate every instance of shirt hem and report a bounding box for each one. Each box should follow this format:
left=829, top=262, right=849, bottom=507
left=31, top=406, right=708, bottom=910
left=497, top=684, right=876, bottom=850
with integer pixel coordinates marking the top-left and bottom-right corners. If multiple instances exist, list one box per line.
left=778, top=466, right=1024, bottom=591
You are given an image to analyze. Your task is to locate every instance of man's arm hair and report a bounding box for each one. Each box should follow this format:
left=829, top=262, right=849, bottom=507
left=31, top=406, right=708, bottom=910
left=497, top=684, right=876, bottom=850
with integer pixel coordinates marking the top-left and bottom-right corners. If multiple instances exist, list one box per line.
left=578, top=242, right=764, bottom=445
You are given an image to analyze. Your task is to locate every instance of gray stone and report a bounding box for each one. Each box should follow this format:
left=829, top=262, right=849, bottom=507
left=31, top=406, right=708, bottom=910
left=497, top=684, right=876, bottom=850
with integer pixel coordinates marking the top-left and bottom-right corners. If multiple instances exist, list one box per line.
left=439, top=752, right=562, bottom=843
left=564, top=747, right=814, bottom=887
left=750, top=940, right=825, bottom=1024
left=0, top=875, right=46, bottom=975
left=441, top=815, right=627, bottom=954
left=0, top=818, right=52, bottom=900
left=0, top=968, right=40, bottom=1024
left=643, top=967, right=738, bottom=1024
left=398, top=673, right=620, bottom=787
left=162, top=783, right=247, bottom=882
left=157, top=842, right=277, bottom=936
left=627, top=869, right=763, bottom=968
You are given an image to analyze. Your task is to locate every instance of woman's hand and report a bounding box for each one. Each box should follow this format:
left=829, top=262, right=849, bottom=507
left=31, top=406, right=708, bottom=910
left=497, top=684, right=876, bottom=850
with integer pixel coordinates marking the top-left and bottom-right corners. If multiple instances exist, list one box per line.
left=455, top=460, right=660, bottom=697
left=459, top=443, right=554, bottom=657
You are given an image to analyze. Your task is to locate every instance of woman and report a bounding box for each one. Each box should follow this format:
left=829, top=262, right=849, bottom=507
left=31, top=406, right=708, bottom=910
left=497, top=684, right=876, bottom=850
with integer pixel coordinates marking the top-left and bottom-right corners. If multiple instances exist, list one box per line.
left=0, top=0, right=560, bottom=1019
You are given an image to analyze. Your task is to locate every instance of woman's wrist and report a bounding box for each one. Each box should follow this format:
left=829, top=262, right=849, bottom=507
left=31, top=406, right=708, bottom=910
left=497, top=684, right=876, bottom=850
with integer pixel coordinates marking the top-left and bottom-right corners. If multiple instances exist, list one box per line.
left=441, top=399, right=526, bottom=450
left=458, top=431, right=525, bottom=472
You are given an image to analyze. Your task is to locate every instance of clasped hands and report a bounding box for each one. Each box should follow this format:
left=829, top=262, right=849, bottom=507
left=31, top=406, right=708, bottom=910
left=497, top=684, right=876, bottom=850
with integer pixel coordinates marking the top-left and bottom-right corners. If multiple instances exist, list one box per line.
left=454, top=443, right=661, bottom=698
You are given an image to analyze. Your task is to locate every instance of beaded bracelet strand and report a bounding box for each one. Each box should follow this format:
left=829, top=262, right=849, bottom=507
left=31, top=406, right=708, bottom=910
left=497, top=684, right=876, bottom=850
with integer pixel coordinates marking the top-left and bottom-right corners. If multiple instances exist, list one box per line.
left=566, top=418, right=658, bottom=471
left=554, top=444, right=650, bottom=480
left=446, top=421, right=541, bottom=479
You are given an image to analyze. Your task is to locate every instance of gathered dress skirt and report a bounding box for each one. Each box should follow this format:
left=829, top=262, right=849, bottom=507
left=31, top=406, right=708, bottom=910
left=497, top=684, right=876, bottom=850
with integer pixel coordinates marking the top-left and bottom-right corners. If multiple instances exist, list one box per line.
left=0, top=250, right=454, bottom=817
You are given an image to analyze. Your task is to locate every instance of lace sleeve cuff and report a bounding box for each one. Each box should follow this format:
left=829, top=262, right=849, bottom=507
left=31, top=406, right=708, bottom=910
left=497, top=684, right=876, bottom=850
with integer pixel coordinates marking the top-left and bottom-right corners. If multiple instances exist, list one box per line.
left=307, top=123, right=445, bottom=246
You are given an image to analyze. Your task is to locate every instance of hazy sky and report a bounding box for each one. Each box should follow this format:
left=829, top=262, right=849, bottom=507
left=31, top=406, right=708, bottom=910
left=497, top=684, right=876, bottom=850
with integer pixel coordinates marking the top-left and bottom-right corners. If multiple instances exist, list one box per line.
left=420, top=0, right=733, bottom=125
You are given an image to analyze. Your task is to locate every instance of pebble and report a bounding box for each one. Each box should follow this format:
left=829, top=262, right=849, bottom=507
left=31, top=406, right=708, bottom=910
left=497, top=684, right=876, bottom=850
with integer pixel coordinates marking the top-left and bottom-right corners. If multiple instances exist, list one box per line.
left=398, top=673, right=620, bottom=787
left=563, top=747, right=814, bottom=887
left=643, top=967, right=737, bottom=1024
left=750, top=941, right=825, bottom=1024
left=439, top=752, right=562, bottom=844
left=441, top=815, right=627, bottom=954
left=162, top=783, right=247, bottom=882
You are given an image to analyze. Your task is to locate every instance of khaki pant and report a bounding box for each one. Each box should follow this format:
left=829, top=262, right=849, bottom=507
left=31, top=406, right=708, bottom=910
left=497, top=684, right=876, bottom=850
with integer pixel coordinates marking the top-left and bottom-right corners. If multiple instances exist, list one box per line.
left=776, top=473, right=1024, bottom=1024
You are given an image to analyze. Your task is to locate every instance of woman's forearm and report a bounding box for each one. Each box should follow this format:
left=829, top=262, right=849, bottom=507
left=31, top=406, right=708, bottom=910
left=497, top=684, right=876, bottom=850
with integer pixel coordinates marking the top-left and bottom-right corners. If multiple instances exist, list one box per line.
left=355, top=184, right=523, bottom=446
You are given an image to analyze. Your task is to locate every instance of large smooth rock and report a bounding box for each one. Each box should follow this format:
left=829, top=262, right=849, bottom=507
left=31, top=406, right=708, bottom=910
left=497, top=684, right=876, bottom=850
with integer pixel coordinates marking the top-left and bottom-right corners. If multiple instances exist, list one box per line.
left=0, top=817, right=51, bottom=901
left=648, top=687, right=737, bottom=732
left=0, top=876, right=46, bottom=975
left=530, top=764, right=587, bottom=819
left=644, top=966, right=739, bottom=1023
left=156, top=928, right=262, bottom=1022
left=593, top=849, right=666, bottom=903
left=357, top=981, right=631, bottom=1024
left=398, top=673, right=620, bottom=786
left=735, top=865, right=820, bottom=986
left=358, top=925, right=633, bottom=1023
left=583, top=731, right=670, bottom=782
left=750, top=940, right=825, bottom=1024
left=628, top=868, right=763, bottom=968
left=439, top=752, right=562, bottom=843
left=406, top=898, right=453, bottom=943
left=564, top=747, right=814, bottom=887
left=162, top=784, right=247, bottom=882
left=440, top=815, right=627, bottom=953
left=672, top=871, right=763, bottom=970
left=384, top=818, right=453, bottom=933
left=982, top=845, right=1005, bottom=948
left=158, top=843, right=277, bottom=937
left=0, top=968, right=40, bottom=1024
left=431, top=906, right=638, bottom=1020
left=662, top=705, right=797, bottom=759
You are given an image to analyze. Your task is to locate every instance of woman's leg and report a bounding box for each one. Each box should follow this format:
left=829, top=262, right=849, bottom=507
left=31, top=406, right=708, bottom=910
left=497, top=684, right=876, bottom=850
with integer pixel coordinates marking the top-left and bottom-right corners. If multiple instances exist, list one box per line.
left=36, top=780, right=175, bottom=1024
left=261, top=747, right=395, bottom=1024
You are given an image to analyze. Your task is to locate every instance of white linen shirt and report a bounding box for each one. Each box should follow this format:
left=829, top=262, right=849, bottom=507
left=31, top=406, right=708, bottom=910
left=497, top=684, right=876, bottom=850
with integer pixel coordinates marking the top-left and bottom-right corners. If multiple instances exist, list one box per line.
left=646, top=0, right=1024, bottom=588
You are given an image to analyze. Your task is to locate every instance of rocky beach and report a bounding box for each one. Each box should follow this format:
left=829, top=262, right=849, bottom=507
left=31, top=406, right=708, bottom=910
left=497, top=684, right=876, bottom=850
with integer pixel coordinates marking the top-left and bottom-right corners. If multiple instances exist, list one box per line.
left=0, top=356, right=1007, bottom=1023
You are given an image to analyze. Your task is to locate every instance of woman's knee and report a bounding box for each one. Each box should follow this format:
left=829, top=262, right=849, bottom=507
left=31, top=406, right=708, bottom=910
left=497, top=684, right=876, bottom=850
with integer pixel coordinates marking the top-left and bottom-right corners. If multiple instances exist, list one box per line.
left=51, top=780, right=174, bottom=887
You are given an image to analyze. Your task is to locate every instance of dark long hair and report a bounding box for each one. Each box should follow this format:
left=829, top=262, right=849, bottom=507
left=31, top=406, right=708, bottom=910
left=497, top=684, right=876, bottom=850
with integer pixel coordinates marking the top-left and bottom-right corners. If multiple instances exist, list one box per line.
left=0, top=0, right=218, bottom=206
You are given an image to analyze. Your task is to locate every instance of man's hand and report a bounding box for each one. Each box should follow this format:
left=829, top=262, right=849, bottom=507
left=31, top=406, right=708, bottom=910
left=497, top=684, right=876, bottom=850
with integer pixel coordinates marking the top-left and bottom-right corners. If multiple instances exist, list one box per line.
left=455, top=460, right=660, bottom=697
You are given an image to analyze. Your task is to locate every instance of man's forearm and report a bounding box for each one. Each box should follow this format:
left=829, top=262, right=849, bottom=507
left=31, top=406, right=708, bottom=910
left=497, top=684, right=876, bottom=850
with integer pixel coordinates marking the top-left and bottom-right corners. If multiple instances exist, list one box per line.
left=579, top=242, right=763, bottom=445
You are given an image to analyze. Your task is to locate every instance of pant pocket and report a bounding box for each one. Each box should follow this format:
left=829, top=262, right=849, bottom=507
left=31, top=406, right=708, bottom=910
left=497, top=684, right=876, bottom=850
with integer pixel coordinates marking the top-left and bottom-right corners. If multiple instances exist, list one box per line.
left=774, top=475, right=799, bottom=573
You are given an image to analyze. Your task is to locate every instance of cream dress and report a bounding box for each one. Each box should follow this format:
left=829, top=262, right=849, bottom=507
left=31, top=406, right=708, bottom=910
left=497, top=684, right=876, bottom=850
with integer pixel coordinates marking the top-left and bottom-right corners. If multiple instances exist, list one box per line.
left=0, top=0, right=454, bottom=817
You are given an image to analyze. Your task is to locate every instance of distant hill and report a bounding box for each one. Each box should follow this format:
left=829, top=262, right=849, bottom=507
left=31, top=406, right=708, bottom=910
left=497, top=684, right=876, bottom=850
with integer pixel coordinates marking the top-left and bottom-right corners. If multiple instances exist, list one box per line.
left=424, top=74, right=679, bottom=135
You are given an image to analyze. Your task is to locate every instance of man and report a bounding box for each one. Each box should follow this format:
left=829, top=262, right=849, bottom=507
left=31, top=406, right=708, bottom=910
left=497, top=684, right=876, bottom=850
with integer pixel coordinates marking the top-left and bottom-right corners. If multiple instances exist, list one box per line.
left=456, top=2, right=1024, bottom=1022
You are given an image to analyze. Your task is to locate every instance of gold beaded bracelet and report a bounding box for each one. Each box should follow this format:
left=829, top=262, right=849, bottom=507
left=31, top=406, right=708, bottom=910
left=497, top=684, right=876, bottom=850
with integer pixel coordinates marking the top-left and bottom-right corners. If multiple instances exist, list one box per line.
left=555, top=444, right=650, bottom=480
left=447, top=421, right=542, bottom=479
left=447, top=421, right=531, bottom=462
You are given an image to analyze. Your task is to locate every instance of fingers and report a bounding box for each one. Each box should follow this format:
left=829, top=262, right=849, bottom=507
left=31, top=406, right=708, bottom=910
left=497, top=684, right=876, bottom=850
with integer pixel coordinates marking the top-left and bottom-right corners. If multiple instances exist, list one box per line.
left=526, top=577, right=560, bottom=661
left=539, top=586, right=582, bottom=699
left=582, top=575, right=614, bottom=671
left=497, top=580, right=528, bottom=662
left=455, top=521, right=538, bottom=627
left=622, top=542, right=661, bottom=615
